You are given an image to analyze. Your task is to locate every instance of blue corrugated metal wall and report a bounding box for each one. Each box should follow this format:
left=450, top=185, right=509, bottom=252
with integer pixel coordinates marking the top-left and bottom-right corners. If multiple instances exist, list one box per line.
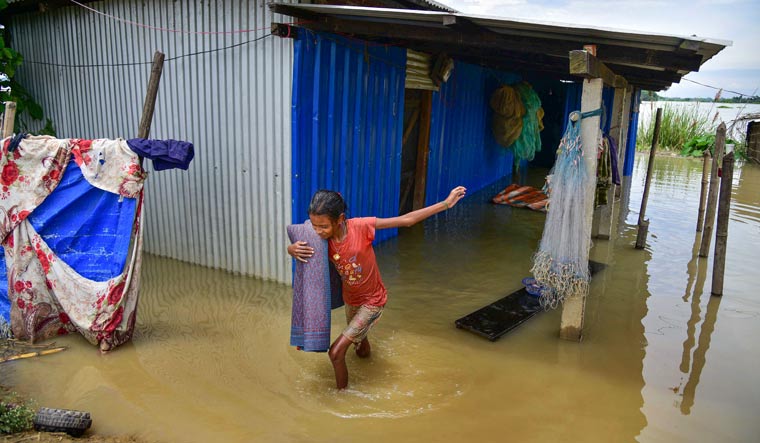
left=425, top=63, right=519, bottom=205
left=291, top=31, right=406, bottom=242
left=624, top=89, right=642, bottom=176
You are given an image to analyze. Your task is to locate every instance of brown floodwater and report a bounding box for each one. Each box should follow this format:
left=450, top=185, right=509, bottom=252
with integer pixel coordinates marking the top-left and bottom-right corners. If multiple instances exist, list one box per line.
left=2, top=154, right=759, bottom=442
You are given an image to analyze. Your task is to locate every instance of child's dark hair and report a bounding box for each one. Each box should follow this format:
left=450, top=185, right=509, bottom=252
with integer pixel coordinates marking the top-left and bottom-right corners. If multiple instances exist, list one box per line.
left=308, top=190, right=347, bottom=221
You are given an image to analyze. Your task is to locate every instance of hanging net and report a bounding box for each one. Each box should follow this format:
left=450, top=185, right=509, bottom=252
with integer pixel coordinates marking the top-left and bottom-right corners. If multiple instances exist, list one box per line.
left=512, top=82, right=545, bottom=162
left=490, top=85, right=525, bottom=148
left=530, top=113, right=594, bottom=310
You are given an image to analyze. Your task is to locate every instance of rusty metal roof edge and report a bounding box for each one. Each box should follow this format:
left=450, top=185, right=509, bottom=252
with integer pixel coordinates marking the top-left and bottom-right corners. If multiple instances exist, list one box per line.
left=271, top=4, right=732, bottom=52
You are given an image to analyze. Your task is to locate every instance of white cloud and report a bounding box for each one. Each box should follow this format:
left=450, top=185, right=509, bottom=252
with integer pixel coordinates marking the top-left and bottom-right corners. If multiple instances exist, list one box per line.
left=442, top=0, right=760, bottom=96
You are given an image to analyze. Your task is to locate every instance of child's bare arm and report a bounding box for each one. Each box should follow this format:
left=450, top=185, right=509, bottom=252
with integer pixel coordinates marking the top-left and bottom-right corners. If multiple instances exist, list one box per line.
left=376, top=186, right=466, bottom=230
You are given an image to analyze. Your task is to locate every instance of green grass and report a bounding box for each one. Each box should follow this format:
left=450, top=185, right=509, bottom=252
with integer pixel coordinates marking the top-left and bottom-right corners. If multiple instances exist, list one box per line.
left=636, top=103, right=716, bottom=152
left=0, top=395, right=35, bottom=435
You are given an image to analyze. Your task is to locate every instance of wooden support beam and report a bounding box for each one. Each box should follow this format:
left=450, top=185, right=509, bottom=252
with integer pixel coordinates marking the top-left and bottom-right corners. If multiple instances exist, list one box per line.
left=711, top=152, right=734, bottom=296
left=699, top=123, right=726, bottom=257
left=560, top=78, right=603, bottom=342
left=696, top=151, right=711, bottom=232
left=569, top=49, right=627, bottom=88
left=635, top=107, right=662, bottom=249
left=413, top=90, right=433, bottom=211
left=2, top=102, right=16, bottom=138
left=594, top=86, right=627, bottom=240
left=137, top=51, right=165, bottom=139
left=271, top=23, right=300, bottom=39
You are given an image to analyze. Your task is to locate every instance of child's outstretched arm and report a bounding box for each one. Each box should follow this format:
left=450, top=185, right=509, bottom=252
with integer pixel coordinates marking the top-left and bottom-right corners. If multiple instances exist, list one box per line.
left=376, top=186, right=466, bottom=230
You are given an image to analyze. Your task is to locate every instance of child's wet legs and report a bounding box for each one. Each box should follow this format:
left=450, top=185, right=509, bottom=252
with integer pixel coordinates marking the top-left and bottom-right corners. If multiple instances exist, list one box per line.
left=328, top=335, right=353, bottom=389
left=356, top=338, right=371, bottom=358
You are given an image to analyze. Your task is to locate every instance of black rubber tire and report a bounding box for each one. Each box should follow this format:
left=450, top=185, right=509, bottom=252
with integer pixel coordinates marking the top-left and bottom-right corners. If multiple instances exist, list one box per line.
left=33, top=407, right=92, bottom=438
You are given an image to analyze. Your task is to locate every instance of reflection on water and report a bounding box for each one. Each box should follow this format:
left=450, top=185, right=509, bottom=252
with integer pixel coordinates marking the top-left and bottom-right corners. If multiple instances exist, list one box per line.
left=3, top=156, right=759, bottom=442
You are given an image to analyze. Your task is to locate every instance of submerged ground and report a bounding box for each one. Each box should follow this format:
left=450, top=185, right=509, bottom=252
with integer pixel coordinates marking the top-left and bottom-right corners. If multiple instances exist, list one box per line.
left=2, top=154, right=759, bottom=442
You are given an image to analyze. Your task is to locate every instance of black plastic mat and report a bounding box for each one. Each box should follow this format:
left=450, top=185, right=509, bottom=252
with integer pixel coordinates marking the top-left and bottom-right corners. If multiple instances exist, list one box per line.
left=454, top=261, right=606, bottom=341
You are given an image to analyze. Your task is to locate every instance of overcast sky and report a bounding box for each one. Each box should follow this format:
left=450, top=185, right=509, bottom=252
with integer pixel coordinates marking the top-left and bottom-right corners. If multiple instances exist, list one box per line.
left=441, top=0, right=760, bottom=98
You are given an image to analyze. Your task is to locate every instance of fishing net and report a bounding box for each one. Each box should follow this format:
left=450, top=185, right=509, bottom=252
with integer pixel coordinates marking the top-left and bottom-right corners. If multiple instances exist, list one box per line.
left=490, top=84, right=525, bottom=148
left=489, top=85, right=524, bottom=118
left=512, top=82, right=545, bottom=162
left=492, top=113, right=524, bottom=148
left=531, top=113, right=595, bottom=310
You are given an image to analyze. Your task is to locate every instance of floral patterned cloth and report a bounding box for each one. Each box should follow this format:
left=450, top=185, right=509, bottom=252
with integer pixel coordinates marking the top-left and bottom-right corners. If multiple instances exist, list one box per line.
left=2, top=136, right=146, bottom=351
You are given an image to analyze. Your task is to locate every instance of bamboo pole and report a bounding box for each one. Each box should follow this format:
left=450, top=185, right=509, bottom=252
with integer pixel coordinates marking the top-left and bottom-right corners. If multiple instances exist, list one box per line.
left=711, top=152, right=734, bottom=296
left=696, top=150, right=711, bottom=232
left=137, top=51, right=165, bottom=139
left=2, top=101, right=17, bottom=138
left=635, top=107, right=662, bottom=249
left=0, top=347, right=66, bottom=364
left=699, top=123, right=726, bottom=257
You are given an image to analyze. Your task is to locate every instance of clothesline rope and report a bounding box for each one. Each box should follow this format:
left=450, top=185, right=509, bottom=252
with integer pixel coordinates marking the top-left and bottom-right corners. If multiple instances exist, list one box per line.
left=69, top=0, right=275, bottom=35
left=24, top=34, right=272, bottom=68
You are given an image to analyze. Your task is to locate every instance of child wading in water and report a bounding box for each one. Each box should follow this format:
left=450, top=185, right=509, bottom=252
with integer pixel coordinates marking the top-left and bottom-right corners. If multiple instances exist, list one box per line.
left=287, top=186, right=467, bottom=389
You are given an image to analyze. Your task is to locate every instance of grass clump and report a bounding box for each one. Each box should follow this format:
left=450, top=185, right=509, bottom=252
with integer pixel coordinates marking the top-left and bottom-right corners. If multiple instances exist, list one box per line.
left=637, top=102, right=716, bottom=152
left=0, top=394, right=36, bottom=434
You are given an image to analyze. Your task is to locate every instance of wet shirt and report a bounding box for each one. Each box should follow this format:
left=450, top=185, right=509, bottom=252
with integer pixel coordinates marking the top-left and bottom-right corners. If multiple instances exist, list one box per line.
left=328, top=217, right=387, bottom=307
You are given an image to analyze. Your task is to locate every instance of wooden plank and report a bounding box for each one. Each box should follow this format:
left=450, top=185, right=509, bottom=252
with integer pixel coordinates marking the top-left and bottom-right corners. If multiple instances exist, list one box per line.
left=455, top=262, right=606, bottom=341
left=413, top=90, right=432, bottom=210
left=560, top=78, right=603, bottom=342
left=569, top=49, right=628, bottom=88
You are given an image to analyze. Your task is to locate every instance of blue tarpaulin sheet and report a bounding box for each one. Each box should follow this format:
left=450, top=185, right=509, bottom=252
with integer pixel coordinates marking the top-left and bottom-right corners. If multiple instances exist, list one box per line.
left=0, top=157, right=136, bottom=325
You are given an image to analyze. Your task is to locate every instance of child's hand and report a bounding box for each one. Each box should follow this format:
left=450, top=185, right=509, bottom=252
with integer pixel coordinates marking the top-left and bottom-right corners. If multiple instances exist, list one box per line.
left=444, top=186, right=467, bottom=209
left=288, top=241, right=314, bottom=263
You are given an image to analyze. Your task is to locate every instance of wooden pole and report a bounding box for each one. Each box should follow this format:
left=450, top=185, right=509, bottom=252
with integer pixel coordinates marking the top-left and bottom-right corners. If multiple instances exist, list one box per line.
left=594, top=86, right=626, bottom=240
left=559, top=78, right=602, bottom=342
left=711, top=152, right=734, bottom=296
left=696, top=150, right=711, bottom=232
left=635, top=107, right=662, bottom=249
left=2, top=101, right=17, bottom=138
left=137, top=51, right=166, bottom=139
left=412, top=90, right=432, bottom=210
left=699, top=123, right=726, bottom=257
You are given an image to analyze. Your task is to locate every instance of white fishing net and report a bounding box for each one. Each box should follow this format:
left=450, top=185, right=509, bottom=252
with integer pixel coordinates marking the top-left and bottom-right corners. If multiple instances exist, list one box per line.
left=531, top=114, right=596, bottom=309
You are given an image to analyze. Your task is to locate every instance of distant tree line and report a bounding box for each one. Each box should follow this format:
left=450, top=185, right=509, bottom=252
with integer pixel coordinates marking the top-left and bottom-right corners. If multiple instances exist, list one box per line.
left=642, top=90, right=760, bottom=104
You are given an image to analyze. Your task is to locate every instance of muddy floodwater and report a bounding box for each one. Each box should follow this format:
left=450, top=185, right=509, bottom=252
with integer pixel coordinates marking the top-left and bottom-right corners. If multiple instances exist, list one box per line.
left=3, top=154, right=759, bottom=442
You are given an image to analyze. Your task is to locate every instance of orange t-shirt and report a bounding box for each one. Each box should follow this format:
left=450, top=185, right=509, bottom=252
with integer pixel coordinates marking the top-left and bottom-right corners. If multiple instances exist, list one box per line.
left=328, top=217, right=387, bottom=307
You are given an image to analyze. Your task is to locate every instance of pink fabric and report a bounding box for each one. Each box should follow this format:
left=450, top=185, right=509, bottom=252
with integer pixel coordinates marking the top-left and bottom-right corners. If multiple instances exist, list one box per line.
left=2, top=136, right=145, bottom=351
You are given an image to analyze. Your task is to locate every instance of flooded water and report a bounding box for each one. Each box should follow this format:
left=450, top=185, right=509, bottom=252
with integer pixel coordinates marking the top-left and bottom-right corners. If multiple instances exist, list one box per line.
left=2, top=155, right=759, bottom=442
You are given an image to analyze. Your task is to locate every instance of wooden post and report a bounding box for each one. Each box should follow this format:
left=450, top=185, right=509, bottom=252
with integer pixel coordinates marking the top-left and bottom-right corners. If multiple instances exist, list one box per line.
left=594, top=86, right=626, bottom=239
left=559, top=77, right=602, bottom=342
left=137, top=51, right=166, bottom=139
left=711, top=152, right=734, bottom=296
left=2, top=101, right=17, bottom=138
left=696, top=151, right=711, bottom=232
left=412, top=90, right=432, bottom=210
left=635, top=107, right=662, bottom=249
left=699, top=123, right=726, bottom=257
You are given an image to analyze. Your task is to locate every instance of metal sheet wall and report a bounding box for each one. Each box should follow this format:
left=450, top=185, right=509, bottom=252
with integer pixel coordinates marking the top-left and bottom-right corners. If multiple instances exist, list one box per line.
left=425, top=62, right=518, bottom=205
left=291, top=31, right=406, bottom=243
left=10, top=0, right=295, bottom=283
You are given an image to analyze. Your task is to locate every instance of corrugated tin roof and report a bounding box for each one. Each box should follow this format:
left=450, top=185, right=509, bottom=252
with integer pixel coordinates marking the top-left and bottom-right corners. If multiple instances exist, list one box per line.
left=269, top=4, right=731, bottom=91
